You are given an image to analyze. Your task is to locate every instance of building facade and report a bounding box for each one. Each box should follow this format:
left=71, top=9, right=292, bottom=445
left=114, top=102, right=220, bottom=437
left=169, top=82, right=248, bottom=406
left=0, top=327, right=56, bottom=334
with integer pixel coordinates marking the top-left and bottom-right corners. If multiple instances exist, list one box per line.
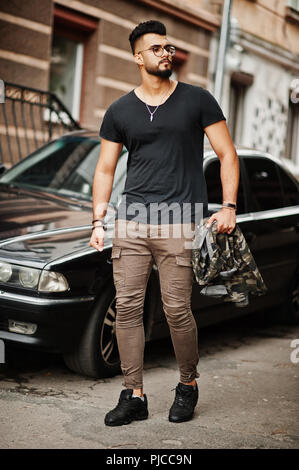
left=0, top=0, right=223, bottom=167
left=220, top=0, right=299, bottom=176
left=0, top=0, right=298, bottom=176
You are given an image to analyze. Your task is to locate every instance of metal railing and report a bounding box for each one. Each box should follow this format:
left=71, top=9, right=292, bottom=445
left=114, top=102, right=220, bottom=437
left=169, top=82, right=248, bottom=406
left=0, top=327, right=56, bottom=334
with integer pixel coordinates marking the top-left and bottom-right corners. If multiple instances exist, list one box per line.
left=0, top=82, right=81, bottom=166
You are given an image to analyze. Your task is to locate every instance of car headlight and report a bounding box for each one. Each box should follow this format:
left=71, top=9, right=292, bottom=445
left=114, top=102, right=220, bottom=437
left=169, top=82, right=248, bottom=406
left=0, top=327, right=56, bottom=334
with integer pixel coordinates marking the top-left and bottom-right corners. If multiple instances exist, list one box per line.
left=19, top=267, right=40, bottom=288
left=0, top=262, right=12, bottom=282
left=38, top=271, right=69, bottom=292
left=0, top=261, right=69, bottom=292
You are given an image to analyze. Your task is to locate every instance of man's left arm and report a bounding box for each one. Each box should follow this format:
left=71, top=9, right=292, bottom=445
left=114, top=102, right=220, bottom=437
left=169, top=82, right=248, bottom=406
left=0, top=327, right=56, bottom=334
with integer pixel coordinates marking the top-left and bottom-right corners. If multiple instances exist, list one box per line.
left=204, top=120, right=239, bottom=234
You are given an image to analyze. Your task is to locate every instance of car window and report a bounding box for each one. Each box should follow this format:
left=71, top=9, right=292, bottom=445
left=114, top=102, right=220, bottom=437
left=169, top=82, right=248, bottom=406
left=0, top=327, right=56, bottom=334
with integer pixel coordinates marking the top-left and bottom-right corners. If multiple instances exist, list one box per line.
left=204, top=158, right=246, bottom=214
left=243, top=157, right=284, bottom=211
left=277, top=166, right=299, bottom=206
left=0, top=136, right=128, bottom=205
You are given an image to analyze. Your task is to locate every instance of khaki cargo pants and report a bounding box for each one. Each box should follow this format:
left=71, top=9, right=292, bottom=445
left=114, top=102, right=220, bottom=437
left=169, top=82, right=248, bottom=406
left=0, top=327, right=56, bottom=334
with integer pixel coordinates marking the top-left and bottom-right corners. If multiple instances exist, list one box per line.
left=111, top=219, right=200, bottom=389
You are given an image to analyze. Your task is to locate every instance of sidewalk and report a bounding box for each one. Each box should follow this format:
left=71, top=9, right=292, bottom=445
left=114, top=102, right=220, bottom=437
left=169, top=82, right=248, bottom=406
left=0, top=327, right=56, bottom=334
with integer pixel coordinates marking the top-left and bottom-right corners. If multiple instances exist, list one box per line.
left=0, top=316, right=298, bottom=449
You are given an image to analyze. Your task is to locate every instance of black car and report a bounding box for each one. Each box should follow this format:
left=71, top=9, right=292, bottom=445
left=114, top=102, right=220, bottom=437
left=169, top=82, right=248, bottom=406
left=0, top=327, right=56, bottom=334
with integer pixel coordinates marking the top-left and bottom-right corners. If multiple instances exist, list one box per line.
left=0, top=131, right=298, bottom=379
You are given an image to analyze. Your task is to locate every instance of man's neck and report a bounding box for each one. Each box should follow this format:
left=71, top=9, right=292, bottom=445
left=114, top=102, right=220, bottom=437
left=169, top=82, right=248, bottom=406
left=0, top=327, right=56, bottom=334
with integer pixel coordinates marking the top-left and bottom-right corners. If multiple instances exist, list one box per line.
left=140, top=76, right=172, bottom=98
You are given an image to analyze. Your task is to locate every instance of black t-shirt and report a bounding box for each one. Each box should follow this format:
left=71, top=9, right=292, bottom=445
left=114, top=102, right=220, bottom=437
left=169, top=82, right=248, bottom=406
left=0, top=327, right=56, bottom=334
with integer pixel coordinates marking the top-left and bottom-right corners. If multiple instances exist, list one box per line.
left=99, top=81, right=226, bottom=224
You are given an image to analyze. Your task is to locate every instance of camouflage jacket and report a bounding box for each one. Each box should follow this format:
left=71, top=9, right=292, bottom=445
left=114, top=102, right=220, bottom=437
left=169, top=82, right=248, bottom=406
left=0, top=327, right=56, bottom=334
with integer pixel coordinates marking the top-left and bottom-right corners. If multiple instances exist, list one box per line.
left=191, top=218, right=268, bottom=307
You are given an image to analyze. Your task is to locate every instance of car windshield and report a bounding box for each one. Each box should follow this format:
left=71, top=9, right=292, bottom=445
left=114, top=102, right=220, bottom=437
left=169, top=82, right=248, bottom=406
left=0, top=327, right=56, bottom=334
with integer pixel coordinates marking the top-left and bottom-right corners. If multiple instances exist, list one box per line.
left=0, top=136, right=128, bottom=207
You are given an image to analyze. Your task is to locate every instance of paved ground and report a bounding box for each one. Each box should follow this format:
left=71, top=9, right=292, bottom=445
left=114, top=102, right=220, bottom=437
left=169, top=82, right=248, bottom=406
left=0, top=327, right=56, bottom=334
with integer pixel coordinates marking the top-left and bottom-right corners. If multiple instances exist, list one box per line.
left=0, top=313, right=298, bottom=449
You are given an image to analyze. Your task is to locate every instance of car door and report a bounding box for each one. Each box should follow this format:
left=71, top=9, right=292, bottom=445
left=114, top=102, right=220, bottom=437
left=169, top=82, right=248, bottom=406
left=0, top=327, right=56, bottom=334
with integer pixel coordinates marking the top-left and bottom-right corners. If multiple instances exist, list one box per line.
left=241, top=155, right=299, bottom=308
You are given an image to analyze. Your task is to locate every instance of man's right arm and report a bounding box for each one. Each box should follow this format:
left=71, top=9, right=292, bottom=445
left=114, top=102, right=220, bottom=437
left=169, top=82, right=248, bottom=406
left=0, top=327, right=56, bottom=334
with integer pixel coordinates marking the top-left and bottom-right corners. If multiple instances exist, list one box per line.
left=90, top=138, right=123, bottom=252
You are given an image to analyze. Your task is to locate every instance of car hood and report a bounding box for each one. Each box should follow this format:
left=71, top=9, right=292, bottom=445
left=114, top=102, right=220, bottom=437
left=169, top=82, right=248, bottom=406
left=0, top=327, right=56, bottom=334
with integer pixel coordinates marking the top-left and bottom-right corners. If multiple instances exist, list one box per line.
left=0, top=185, right=102, bottom=268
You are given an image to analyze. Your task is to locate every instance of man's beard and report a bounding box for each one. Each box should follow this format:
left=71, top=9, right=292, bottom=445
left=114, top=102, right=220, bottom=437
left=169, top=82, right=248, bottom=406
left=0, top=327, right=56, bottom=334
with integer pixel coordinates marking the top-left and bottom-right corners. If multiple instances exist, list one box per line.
left=145, top=63, right=172, bottom=78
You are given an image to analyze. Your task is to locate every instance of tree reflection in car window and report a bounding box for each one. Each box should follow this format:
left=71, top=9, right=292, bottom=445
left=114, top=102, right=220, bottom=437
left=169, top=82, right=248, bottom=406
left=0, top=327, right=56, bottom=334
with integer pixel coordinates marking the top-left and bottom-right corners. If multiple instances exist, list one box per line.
left=0, top=137, right=128, bottom=208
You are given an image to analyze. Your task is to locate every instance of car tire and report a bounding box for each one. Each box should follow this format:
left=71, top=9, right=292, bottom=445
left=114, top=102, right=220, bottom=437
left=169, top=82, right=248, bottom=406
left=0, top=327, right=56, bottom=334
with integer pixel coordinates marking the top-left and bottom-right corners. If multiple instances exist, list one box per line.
left=63, top=282, right=121, bottom=378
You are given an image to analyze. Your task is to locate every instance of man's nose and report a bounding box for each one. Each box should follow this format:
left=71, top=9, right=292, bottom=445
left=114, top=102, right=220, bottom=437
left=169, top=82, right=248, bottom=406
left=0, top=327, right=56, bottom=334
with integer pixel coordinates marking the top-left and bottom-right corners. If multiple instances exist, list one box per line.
left=161, top=54, right=171, bottom=63
left=161, top=47, right=170, bottom=57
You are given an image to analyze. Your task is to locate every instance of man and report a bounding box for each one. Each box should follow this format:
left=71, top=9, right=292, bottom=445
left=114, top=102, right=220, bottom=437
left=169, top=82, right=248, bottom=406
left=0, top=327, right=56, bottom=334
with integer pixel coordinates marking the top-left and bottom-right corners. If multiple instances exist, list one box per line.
left=90, top=20, right=239, bottom=426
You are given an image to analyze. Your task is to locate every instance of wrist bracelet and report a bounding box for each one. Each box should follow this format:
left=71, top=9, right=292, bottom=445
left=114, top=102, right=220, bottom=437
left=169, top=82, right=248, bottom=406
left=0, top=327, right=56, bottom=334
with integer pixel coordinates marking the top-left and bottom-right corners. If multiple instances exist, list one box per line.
left=222, top=202, right=236, bottom=209
left=92, top=225, right=107, bottom=231
left=92, top=218, right=104, bottom=224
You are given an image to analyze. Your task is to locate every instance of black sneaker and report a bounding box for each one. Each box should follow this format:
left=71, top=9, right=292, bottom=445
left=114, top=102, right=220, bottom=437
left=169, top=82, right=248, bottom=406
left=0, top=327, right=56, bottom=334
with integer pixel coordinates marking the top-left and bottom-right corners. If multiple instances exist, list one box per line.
left=104, top=389, right=148, bottom=426
left=168, top=382, right=198, bottom=423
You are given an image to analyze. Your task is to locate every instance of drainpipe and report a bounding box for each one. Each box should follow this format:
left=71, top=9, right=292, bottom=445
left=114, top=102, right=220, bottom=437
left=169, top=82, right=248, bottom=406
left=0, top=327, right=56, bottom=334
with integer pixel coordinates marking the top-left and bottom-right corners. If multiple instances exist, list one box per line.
left=214, top=0, right=232, bottom=105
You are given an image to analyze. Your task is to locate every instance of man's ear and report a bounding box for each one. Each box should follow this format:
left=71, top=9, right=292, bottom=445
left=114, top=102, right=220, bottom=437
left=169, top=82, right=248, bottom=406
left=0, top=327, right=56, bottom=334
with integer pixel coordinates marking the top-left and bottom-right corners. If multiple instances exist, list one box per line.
left=134, top=53, right=143, bottom=66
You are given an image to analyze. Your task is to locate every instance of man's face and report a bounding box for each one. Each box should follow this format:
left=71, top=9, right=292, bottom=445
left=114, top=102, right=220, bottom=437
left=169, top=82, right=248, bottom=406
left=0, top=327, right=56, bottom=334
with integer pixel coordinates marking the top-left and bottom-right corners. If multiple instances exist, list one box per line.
left=134, top=33, right=173, bottom=78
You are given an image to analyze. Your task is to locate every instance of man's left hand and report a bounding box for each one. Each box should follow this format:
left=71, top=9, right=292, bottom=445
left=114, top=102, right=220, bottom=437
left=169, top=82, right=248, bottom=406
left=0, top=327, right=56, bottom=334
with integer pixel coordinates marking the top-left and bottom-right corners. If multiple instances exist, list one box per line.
left=206, top=208, right=236, bottom=234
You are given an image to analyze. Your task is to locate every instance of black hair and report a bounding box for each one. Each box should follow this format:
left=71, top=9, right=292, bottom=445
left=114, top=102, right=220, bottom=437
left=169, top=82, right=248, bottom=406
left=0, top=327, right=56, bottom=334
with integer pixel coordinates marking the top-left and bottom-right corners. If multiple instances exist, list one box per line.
left=129, top=20, right=167, bottom=54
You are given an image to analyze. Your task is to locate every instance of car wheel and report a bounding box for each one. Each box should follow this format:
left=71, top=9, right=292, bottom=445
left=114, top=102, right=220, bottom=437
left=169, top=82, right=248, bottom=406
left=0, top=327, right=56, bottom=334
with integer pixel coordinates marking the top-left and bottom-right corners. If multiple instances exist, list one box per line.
left=63, top=283, right=121, bottom=378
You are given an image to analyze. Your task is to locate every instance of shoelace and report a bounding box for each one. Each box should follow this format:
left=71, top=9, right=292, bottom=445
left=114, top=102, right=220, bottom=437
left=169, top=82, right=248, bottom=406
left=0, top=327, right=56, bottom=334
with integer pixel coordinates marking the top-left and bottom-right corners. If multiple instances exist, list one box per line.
left=112, top=395, right=136, bottom=413
left=171, top=386, right=196, bottom=407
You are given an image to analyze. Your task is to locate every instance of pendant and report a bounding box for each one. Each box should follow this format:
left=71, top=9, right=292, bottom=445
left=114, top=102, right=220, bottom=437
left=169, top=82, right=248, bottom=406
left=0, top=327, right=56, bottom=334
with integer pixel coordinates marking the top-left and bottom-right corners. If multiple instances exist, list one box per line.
left=150, top=115, right=153, bottom=122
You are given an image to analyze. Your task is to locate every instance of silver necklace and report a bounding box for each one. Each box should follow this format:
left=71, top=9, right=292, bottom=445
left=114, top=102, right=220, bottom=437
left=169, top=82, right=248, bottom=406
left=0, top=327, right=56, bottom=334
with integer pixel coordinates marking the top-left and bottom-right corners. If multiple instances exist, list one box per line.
left=140, top=82, right=172, bottom=122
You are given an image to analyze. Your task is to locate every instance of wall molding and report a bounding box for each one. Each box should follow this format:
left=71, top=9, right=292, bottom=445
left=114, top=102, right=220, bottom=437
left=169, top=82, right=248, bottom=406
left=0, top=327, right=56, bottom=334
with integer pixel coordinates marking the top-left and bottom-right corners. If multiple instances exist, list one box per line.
left=0, top=11, right=51, bottom=34
left=0, top=49, right=49, bottom=70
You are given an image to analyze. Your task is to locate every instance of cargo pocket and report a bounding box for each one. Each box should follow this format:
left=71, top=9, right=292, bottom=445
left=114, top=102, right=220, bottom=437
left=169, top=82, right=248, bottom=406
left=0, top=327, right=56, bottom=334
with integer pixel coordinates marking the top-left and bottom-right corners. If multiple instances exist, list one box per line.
left=175, top=255, right=193, bottom=267
left=167, top=255, right=193, bottom=312
left=166, top=255, right=193, bottom=296
left=111, top=246, right=125, bottom=288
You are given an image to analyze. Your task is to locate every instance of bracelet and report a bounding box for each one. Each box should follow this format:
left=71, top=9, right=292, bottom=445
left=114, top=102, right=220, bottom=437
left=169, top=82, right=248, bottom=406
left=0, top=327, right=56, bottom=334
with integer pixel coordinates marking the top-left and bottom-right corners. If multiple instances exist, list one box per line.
left=92, top=218, right=105, bottom=228
left=92, top=225, right=107, bottom=231
left=222, top=202, right=237, bottom=210
left=92, top=218, right=104, bottom=224
left=222, top=206, right=236, bottom=211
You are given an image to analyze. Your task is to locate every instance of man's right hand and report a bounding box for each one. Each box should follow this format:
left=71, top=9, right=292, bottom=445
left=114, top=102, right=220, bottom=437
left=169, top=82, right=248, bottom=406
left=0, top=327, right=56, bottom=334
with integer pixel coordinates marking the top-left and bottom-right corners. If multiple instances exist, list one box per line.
left=89, top=226, right=105, bottom=252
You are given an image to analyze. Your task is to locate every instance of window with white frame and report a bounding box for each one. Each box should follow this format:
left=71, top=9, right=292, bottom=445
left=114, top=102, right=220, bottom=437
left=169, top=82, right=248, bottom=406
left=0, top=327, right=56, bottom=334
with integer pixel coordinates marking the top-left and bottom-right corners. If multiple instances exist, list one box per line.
left=48, top=5, right=97, bottom=123
left=50, top=35, right=84, bottom=121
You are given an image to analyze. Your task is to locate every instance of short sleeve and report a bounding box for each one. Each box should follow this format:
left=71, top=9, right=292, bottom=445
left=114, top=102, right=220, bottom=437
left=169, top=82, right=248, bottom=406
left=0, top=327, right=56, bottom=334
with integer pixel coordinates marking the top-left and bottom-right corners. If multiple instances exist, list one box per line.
left=99, top=104, right=123, bottom=143
left=200, top=88, right=226, bottom=130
